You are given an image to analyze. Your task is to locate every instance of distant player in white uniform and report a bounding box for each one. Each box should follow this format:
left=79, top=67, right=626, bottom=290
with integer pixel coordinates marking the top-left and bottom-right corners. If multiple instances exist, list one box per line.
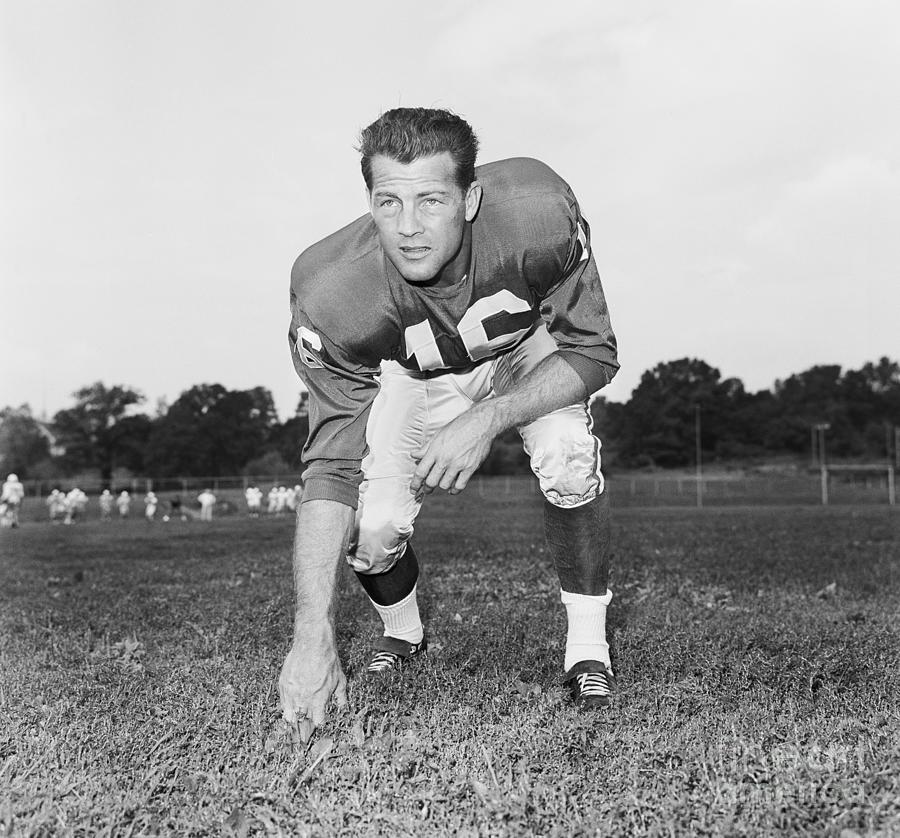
left=245, top=485, right=263, bottom=517
left=197, top=489, right=216, bottom=521
left=116, top=490, right=131, bottom=519
left=64, top=488, right=87, bottom=524
left=99, top=489, right=114, bottom=521
left=279, top=109, right=619, bottom=734
left=1, top=474, right=25, bottom=528
left=47, top=489, right=67, bottom=523
left=144, top=491, right=159, bottom=521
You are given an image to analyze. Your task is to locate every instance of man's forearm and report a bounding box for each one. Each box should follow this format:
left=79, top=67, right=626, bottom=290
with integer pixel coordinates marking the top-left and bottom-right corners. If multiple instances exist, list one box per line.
left=291, top=498, right=355, bottom=641
left=482, top=352, right=589, bottom=436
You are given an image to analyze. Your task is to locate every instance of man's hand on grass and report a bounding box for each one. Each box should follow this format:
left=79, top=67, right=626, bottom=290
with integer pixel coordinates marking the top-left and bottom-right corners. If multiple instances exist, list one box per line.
left=278, top=631, right=347, bottom=742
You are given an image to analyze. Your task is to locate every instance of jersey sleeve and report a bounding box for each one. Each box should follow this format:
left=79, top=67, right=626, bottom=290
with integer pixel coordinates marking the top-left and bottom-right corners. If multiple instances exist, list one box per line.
left=289, top=297, right=380, bottom=509
left=539, top=214, right=619, bottom=394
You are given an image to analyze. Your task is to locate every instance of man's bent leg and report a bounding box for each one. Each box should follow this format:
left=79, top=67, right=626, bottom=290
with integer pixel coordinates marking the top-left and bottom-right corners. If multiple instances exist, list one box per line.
left=545, top=494, right=613, bottom=674
left=543, top=490, right=610, bottom=596
left=523, top=410, right=613, bottom=674
left=349, top=362, right=476, bottom=654
left=355, top=543, right=423, bottom=645
left=495, top=326, right=614, bottom=685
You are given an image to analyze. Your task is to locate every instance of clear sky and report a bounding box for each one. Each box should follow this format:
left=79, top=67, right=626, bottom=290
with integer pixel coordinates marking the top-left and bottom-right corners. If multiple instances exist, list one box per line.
left=2, top=0, right=898, bottom=420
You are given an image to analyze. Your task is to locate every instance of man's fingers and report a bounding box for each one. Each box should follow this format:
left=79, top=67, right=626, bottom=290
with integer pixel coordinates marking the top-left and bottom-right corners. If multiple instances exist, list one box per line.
left=411, top=453, right=442, bottom=494
left=410, top=453, right=433, bottom=493
left=310, top=702, right=327, bottom=728
left=438, top=468, right=460, bottom=492
left=334, top=674, right=349, bottom=710
left=278, top=679, right=297, bottom=722
left=450, top=468, right=475, bottom=495
left=298, top=718, right=316, bottom=744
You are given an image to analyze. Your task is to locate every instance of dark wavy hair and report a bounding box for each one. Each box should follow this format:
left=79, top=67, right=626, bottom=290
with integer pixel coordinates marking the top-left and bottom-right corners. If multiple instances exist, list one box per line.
left=358, top=108, right=479, bottom=192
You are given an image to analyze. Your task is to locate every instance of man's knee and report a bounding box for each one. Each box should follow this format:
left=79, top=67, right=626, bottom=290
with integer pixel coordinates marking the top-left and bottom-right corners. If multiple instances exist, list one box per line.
left=527, top=421, right=604, bottom=508
left=347, top=511, right=412, bottom=575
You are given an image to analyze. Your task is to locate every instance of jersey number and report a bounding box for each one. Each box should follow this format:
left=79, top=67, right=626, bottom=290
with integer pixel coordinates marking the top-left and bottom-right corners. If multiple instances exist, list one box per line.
left=296, top=326, right=324, bottom=369
left=404, top=290, right=533, bottom=371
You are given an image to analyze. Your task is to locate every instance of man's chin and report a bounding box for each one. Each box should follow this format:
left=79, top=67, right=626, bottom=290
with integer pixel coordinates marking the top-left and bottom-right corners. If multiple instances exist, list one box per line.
left=391, top=258, right=439, bottom=284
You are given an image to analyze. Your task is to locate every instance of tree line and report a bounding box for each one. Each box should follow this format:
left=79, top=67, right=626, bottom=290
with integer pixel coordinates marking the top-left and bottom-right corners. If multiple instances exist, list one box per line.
left=1, top=356, right=898, bottom=482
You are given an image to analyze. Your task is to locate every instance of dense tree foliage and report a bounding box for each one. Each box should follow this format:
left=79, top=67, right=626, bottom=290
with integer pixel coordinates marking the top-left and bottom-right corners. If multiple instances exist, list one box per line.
left=52, top=383, right=145, bottom=481
left=600, top=356, right=900, bottom=468
left=0, top=406, right=51, bottom=478
left=3, top=357, right=897, bottom=481
left=145, top=384, right=280, bottom=477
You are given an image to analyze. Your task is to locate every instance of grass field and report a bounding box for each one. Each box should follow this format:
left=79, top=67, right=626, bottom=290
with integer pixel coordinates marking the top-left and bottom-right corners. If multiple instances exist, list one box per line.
left=2, top=480, right=899, bottom=836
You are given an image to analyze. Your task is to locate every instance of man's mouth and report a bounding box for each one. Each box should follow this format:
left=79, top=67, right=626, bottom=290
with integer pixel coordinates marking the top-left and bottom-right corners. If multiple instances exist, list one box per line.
left=399, top=246, right=431, bottom=259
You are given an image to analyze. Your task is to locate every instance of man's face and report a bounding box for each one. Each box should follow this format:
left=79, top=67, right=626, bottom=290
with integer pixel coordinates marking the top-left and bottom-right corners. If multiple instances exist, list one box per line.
left=368, top=152, right=481, bottom=285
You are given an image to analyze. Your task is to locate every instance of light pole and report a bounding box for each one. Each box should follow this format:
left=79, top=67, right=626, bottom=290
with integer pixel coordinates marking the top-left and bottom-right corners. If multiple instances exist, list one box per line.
left=695, top=404, right=702, bottom=508
left=813, top=423, right=831, bottom=504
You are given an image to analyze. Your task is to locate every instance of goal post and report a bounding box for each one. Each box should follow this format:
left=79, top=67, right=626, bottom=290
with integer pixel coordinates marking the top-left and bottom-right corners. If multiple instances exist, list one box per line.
left=821, top=464, right=896, bottom=506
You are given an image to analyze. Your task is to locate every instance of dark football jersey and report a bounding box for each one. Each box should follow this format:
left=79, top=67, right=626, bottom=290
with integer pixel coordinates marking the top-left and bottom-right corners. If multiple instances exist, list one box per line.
left=289, top=157, right=618, bottom=507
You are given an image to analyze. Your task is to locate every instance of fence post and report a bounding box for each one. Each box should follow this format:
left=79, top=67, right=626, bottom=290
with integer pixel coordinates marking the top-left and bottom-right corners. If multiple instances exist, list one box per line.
left=889, top=466, right=896, bottom=506
left=820, top=465, right=829, bottom=506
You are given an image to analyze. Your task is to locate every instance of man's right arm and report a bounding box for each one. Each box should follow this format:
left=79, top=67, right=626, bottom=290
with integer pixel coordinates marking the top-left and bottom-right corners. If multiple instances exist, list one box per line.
left=279, top=297, right=380, bottom=735
left=277, top=498, right=355, bottom=736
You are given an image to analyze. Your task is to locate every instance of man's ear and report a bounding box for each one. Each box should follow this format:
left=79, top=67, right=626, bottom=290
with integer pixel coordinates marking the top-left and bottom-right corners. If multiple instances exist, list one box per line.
left=365, top=187, right=374, bottom=215
left=464, top=181, right=483, bottom=222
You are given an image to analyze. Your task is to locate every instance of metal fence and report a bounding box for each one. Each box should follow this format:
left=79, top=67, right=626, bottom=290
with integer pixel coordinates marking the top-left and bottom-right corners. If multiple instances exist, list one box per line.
left=22, top=474, right=306, bottom=499
left=13, top=471, right=897, bottom=525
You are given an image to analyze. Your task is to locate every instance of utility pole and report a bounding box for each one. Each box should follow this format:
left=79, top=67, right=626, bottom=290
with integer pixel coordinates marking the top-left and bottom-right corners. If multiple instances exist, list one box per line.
left=814, top=423, right=831, bottom=505
left=695, top=404, right=702, bottom=508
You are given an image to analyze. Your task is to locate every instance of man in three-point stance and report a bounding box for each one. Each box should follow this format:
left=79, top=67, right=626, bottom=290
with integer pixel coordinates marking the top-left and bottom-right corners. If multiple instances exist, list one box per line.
left=279, top=108, right=619, bottom=735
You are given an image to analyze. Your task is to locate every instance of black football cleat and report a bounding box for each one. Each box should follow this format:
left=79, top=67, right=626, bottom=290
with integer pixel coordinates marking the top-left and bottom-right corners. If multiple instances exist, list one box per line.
left=563, top=660, right=616, bottom=709
left=366, top=635, right=428, bottom=674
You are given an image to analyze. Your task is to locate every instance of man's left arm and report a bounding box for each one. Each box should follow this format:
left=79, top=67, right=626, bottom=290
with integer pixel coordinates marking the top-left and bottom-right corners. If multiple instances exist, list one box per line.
left=412, top=216, right=618, bottom=495
left=410, top=352, right=587, bottom=494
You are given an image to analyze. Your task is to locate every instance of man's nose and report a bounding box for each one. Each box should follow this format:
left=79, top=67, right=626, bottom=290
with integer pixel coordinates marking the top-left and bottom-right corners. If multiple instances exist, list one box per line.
left=398, top=204, right=423, bottom=236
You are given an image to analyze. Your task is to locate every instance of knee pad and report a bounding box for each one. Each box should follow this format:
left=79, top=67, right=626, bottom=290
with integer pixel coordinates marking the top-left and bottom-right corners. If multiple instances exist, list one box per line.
left=347, top=510, right=412, bottom=575
left=528, top=426, right=604, bottom=509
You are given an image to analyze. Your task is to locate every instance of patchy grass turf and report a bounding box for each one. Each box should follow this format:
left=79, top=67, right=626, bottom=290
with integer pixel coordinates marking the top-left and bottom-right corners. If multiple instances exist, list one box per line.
left=1, top=482, right=899, bottom=836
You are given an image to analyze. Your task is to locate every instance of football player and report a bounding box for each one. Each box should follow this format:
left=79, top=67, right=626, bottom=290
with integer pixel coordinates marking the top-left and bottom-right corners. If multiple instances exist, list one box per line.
left=99, top=489, right=114, bottom=521
left=197, top=489, right=216, bottom=521
left=144, top=491, right=159, bottom=521
left=64, top=487, right=87, bottom=524
left=245, top=485, right=263, bottom=517
left=1, top=473, right=25, bottom=527
left=116, top=490, right=131, bottom=519
left=278, top=108, right=619, bottom=736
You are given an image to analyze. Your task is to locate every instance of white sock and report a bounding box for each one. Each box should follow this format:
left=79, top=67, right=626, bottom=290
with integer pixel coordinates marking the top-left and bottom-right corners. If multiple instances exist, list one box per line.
left=370, top=584, right=424, bottom=644
left=561, top=588, right=613, bottom=673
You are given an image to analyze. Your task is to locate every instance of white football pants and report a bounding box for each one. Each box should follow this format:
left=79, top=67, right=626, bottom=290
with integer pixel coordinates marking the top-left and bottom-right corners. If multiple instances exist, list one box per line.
left=348, top=323, right=604, bottom=575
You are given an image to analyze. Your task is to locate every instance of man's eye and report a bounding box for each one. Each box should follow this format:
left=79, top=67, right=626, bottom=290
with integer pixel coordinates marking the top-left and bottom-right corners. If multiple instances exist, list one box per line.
left=424, top=198, right=441, bottom=206
left=380, top=199, right=397, bottom=207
